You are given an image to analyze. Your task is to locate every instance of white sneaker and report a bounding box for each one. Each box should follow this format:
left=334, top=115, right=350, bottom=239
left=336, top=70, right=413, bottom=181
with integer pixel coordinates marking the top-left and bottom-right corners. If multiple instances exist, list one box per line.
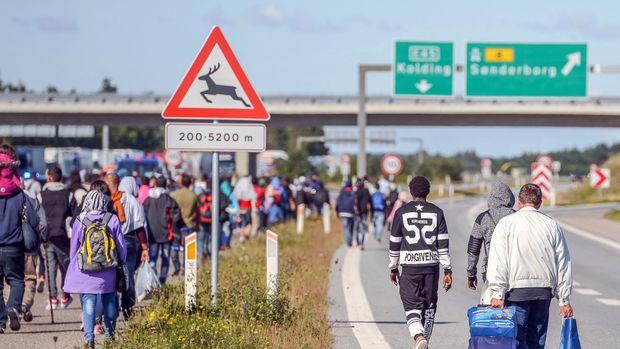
left=414, top=335, right=428, bottom=349
left=46, top=298, right=59, bottom=311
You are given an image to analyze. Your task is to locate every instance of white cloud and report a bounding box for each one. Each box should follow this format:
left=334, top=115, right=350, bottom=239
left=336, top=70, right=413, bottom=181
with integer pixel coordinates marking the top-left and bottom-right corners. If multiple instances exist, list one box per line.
left=248, top=3, right=341, bottom=33
left=12, top=16, right=78, bottom=33
left=258, top=4, right=284, bottom=24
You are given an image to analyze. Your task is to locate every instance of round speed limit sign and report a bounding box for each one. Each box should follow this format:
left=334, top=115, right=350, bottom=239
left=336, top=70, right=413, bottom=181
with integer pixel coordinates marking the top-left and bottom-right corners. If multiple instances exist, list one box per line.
left=381, top=154, right=403, bottom=176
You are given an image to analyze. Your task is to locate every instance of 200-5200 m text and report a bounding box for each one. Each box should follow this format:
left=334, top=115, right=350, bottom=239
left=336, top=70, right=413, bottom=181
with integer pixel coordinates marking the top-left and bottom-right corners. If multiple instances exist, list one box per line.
left=178, top=132, right=254, bottom=142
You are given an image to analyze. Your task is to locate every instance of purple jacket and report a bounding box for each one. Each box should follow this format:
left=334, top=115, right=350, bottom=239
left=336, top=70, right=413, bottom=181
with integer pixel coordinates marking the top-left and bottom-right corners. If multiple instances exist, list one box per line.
left=63, top=212, right=126, bottom=295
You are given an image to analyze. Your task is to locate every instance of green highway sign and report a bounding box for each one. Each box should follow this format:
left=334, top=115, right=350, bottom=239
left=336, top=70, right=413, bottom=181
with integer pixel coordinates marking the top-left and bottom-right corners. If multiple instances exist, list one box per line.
left=394, top=41, right=453, bottom=96
left=466, top=43, right=587, bottom=97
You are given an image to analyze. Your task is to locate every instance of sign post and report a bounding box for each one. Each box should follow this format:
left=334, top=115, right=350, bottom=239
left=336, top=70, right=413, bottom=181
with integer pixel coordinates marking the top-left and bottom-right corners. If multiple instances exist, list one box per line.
left=480, top=158, right=492, bottom=179
left=590, top=166, right=610, bottom=189
left=394, top=41, right=453, bottom=96
left=211, top=129, right=220, bottom=305
left=381, top=153, right=404, bottom=181
left=266, top=230, right=279, bottom=297
left=184, top=232, right=197, bottom=312
left=165, top=123, right=266, bottom=152
left=162, top=26, right=269, bottom=306
left=466, top=43, right=587, bottom=97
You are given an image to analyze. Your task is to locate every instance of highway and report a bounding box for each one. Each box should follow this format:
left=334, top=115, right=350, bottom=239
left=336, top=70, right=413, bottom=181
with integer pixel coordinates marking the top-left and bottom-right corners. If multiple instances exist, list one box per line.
left=329, top=197, right=620, bottom=348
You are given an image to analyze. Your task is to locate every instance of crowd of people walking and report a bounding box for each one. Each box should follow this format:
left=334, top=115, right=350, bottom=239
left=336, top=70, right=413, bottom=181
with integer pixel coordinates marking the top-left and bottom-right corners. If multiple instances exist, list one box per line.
left=336, top=176, right=400, bottom=250
left=0, top=143, right=330, bottom=347
left=2, top=139, right=576, bottom=349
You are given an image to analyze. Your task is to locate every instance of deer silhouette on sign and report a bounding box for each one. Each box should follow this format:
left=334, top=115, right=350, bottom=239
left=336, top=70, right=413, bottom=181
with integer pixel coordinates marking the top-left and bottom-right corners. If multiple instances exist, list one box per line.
left=198, top=63, right=251, bottom=107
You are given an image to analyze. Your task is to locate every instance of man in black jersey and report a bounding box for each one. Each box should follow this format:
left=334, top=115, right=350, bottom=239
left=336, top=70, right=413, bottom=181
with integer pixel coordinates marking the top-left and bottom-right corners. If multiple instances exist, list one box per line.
left=389, top=176, right=452, bottom=349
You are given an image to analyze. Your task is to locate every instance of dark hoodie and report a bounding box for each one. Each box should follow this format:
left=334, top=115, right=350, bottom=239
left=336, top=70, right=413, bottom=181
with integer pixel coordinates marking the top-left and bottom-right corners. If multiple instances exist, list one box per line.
left=335, top=182, right=355, bottom=218
left=467, top=181, right=515, bottom=280
left=143, top=187, right=185, bottom=244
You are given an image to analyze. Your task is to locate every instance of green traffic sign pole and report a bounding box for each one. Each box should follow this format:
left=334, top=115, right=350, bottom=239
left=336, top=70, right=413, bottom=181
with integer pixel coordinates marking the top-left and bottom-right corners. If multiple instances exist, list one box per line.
left=358, top=64, right=391, bottom=177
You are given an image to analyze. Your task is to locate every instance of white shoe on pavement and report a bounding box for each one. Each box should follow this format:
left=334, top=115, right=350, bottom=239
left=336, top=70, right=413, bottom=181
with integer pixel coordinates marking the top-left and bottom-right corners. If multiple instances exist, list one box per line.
left=414, top=335, right=428, bottom=349
left=46, top=297, right=59, bottom=311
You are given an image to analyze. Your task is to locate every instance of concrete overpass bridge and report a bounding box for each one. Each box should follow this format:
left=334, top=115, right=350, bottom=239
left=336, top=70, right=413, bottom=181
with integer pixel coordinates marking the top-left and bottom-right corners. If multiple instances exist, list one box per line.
left=2, top=93, right=620, bottom=127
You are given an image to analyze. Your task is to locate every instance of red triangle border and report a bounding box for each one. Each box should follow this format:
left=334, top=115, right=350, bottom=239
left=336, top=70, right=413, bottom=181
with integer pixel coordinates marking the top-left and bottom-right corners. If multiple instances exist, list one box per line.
left=162, top=26, right=270, bottom=121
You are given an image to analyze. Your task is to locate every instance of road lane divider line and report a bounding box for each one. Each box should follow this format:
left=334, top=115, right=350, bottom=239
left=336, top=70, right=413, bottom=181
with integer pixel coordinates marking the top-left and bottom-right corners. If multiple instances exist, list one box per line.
left=559, top=221, right=620, bottom=252
left=574, top=288, right=602, bottom=296
left=466, top=201, right=487, bottom=229
left=342, top=248, right=392, bottom=349
left=596, top=298, right=620, bottom=306
left=573, top=280, right=581, bottom=287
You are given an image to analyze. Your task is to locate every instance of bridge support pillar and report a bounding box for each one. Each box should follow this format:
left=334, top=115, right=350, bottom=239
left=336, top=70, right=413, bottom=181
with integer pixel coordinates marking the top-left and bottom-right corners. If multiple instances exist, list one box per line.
left=102, top=125, right=109, bottom=166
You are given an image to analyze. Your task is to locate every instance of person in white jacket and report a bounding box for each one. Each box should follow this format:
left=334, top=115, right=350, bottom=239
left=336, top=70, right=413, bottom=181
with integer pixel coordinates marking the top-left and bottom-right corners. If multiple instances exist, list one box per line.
left=487, top=183, right=573, bottom=349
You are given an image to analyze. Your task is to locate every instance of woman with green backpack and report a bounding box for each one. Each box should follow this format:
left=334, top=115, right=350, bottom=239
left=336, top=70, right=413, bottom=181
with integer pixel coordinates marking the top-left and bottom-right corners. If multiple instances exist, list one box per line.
left=63, top=190, right=127, bottom=349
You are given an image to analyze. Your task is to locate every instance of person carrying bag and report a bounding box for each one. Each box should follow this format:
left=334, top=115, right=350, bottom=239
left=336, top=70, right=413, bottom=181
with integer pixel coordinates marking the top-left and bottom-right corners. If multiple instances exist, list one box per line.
left=63, top=190, right=127, bottom=349
left=560, top=317, right=581, bottom=349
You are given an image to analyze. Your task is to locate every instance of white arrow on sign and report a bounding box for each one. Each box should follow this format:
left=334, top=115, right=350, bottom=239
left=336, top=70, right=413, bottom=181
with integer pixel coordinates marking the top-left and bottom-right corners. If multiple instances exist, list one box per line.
left=415, top=79, right=432, bottom=93
left=561, top=52, right=581, bottom=76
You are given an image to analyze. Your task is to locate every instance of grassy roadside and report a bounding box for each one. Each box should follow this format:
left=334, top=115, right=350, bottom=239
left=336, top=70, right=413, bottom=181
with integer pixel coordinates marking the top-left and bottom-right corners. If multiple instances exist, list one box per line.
left=557, top=153, right=620, bottom=206
left=557, top=183, right=620, bottom=206
left=604, top=209, right=620, bottom=222
left=111, top=217, right=341, bottom=349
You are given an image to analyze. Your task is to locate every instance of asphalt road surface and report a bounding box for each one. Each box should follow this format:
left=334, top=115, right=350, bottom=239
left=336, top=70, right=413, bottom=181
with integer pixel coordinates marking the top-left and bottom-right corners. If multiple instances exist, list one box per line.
left=2, top=274, right=93, bottom=349
left=329, top=197, right=620, bottom=348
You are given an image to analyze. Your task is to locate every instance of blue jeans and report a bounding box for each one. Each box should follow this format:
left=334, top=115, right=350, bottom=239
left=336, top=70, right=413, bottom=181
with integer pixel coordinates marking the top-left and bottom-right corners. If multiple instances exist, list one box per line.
left=354, top=213, right=368, bottom=246
left=221, top=221, right=231, bottom=248
left=80, top=293, right=117, bottom=342
left=371, top=211, right=385, bottom=241
left=0, top=245, right=25, bottom=329
left=341, top=217, right=355, bottom=247
left=121, top=234, right=139, bottom=312
left=507, top=299, right=551, bottom=349
left=149, top=242, right=171, bottom=285
left=199, top=222, right=211, bottom=258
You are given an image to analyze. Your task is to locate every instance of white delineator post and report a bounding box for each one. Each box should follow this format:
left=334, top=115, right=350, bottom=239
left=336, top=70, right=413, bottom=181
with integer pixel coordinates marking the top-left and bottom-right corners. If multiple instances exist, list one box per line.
left=322, top=202, right=331, bottom=234
left=266, top=230, right=279, bottom=297
left=296, top=204, right=305, bottom=234
left=184, top=232, right=198, bottom=312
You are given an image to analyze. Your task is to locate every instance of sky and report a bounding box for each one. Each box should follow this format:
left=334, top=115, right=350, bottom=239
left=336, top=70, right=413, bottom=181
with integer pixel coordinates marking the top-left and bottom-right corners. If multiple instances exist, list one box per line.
left=2, top=0, right=620, bottom=156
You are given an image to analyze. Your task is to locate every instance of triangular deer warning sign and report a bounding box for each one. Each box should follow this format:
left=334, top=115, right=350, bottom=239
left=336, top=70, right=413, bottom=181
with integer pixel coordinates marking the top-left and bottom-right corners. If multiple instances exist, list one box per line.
left=162, top=26, right=269, bottom=120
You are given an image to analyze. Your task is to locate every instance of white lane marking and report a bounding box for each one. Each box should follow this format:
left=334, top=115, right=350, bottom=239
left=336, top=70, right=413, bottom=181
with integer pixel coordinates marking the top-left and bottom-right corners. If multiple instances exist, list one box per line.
left=559, top=221, right=620, bottom=252
left=575, top=288, right=602, bottom=296
left=342, top=248, right=391, bottom=349
left=573, top=280, right=581, bottom=287
left=596, top=298, right=620, bottom=306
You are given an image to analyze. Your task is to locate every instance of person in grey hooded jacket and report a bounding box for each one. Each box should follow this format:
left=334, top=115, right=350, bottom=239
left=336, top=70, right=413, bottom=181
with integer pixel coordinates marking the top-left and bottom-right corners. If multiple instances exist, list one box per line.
left=466, top=181, right=515, bottom=295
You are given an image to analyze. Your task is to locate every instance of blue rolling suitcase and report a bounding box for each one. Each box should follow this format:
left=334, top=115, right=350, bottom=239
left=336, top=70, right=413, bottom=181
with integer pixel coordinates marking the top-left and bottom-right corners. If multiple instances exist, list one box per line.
left=469, top=337, right=516, bottom=349
left=467, top=306, right=518, bottom=349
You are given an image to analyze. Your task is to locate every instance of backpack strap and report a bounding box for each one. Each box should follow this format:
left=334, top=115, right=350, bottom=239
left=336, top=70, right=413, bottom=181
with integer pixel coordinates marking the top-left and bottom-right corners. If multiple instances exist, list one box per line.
left=81, top=216, right=94, bottom=227
left=101, top=212, right=113, bottom=226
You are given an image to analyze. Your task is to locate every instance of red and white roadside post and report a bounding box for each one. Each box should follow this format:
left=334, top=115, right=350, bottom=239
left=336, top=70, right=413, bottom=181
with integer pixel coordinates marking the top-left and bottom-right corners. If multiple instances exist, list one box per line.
left=532, top=158, right=555, bottom=207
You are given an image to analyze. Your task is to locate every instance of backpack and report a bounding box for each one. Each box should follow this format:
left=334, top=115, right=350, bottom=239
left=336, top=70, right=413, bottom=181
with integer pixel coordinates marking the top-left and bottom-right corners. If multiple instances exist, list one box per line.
left=371, top=192, right=385, bottom=211
left=199, top=194, right=213, bottom=223
left=336, top=189, right=355, bottom=214
left=314, top=188, right=328, bottom=206
left=78, top=213, right=119, bottom=272
left=21, top=193, right=41, bottom=253
left=198, top=193, right=231, bottom=223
